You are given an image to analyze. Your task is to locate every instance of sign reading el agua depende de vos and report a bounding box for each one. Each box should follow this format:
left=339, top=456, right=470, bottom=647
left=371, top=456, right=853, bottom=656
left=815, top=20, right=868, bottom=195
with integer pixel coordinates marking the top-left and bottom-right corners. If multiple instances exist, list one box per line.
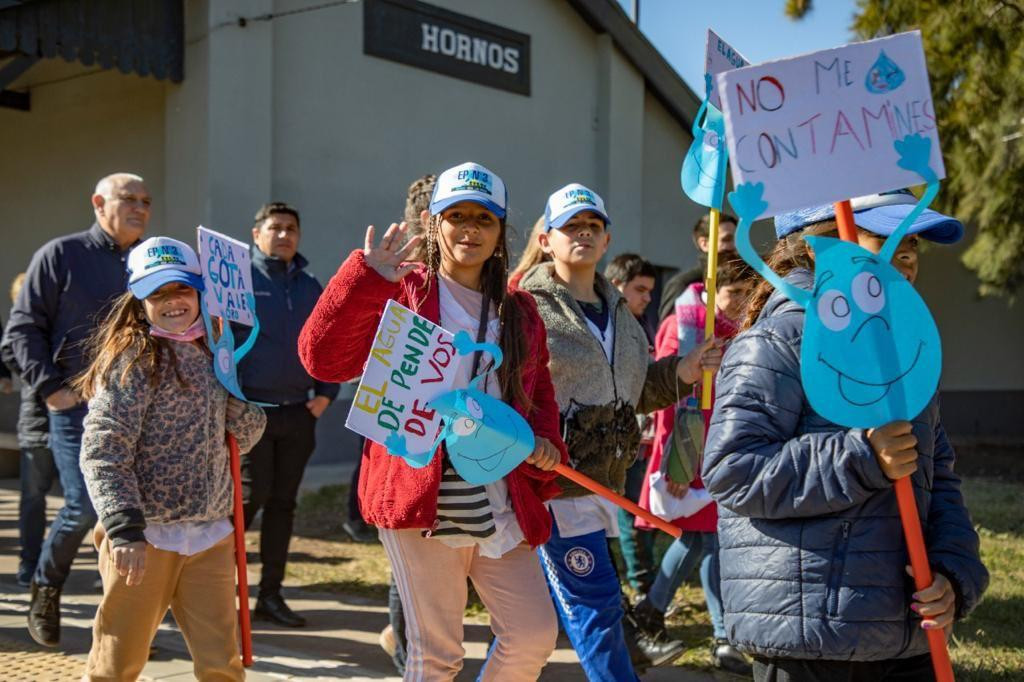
left=363, top=0, right=530, bottom=96
left=717, top=31, right=945, bottom=218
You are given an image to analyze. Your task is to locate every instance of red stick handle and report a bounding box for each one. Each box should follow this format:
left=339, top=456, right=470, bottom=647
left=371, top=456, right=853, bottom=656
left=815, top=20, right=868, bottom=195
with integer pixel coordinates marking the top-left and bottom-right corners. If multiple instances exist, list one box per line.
left=834, top=198, right=953, bottom=681
left=894, top=477, right=955, bottom=682
left=228, top=434, right=254, bottom=667
left=553, top=463, right=682, bottom=538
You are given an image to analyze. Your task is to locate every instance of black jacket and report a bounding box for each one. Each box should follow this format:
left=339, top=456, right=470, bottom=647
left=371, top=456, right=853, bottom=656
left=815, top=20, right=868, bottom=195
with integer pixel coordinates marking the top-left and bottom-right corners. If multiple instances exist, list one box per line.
left=235, top=247, right=339, bottom=405
left=2, top=224, right=134, bottom=401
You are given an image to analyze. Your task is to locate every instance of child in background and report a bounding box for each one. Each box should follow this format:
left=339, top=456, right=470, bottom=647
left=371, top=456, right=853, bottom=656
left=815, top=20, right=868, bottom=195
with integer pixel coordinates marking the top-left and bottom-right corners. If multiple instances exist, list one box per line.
left=519, top=184, right=724, bottom=679
left=703, top=194, right=989, bottom=681
left=77, top=237, right=266, bottom=681
left=299, top=162, right=567, bottom=681
left=604, top=253, right=658, bottom=598
left=633, top=258, right=755, bottom=675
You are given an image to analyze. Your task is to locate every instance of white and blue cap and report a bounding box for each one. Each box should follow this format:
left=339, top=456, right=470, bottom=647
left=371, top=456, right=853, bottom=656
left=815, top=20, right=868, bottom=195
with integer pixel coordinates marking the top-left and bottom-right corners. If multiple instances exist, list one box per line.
left=429, top=162, right=508, bottom=219
left=127, top=237, right=205, bottom=299
left=544, top=183, right=611, bottom=232
left=774, top=189, right=963, bottom=244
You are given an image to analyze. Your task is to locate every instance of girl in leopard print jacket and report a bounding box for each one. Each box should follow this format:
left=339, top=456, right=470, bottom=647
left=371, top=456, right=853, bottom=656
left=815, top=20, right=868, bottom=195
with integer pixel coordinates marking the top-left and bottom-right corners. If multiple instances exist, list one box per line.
left=76, top=237, right=265, bottom=681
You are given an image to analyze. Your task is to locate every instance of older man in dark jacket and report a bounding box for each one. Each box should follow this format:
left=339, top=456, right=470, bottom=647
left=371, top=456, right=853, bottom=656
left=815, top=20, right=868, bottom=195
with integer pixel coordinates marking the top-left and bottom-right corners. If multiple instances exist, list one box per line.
left=2, top=173, right=150, bottom=646
left=237, top=202, right=339, bottom=627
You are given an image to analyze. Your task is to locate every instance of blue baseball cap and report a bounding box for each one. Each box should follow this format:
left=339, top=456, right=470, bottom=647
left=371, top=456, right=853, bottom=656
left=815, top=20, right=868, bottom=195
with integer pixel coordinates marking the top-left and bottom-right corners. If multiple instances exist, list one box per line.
left=127, top=237, right=205, bottom=299
left=429, top=162, right=508, bottom=219
left=544, top=183, right=611, bottom=232
left=773, top=189, right=963, bottom=244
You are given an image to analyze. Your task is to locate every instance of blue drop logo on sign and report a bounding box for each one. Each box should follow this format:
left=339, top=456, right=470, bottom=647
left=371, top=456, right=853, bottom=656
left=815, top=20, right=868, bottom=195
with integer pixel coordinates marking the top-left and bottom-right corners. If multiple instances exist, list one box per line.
left=865, top=50, right=906, bottom=94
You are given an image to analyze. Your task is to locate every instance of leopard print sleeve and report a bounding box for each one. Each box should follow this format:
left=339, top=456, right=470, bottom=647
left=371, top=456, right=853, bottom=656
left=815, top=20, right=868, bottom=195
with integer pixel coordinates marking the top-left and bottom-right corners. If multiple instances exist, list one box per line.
left=81, top=357, right=153, bottom=524
left=227, top=400, right=266, bottom=454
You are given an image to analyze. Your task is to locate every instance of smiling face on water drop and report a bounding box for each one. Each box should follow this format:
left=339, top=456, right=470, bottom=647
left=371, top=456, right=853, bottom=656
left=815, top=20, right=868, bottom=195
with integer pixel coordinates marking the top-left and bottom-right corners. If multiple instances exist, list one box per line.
left=799, top=236, right=941, bottom=428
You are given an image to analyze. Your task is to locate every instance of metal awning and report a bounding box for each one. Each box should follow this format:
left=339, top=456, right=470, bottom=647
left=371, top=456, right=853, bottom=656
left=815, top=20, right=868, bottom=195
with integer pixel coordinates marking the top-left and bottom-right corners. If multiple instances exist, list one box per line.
left=0, top=0, right=183, bottom=110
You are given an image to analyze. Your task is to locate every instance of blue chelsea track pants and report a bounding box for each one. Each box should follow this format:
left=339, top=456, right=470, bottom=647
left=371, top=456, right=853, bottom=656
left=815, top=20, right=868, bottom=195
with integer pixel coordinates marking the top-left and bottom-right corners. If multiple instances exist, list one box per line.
left=537, top=514, right=639, bottom=682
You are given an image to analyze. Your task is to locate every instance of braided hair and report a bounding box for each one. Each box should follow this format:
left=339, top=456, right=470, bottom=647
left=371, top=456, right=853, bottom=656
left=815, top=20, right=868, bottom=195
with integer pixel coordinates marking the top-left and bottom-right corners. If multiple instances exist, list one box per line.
left=423, top=213, right=531, bottom=409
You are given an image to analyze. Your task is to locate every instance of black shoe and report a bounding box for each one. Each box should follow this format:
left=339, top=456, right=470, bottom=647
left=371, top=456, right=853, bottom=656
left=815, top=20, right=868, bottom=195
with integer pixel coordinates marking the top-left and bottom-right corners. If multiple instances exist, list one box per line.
left=27, top=582, right=61, bottom=647
left=254, top=593, right=307, bottom=627
left=16, top=563, right=34, bottom=588
left=632, top=597, right=667, bottom=638
left=712, top=638, right=753, bottom=675
left=342, top=519, right=377, bottom=543
left=623, top=601, right=685, bottom=670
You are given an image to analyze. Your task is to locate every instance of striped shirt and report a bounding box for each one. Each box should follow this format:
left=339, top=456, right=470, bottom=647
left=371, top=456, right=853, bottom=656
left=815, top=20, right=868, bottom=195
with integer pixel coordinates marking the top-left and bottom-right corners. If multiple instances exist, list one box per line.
left=428, top=458, right=496, bottom=539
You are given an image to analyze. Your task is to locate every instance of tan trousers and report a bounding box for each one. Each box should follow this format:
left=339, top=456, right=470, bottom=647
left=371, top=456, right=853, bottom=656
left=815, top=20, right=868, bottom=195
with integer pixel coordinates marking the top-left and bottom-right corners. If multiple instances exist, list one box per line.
left=380, top=529, right=558, bottom=682
left=84, top=525, right=244, bottom=682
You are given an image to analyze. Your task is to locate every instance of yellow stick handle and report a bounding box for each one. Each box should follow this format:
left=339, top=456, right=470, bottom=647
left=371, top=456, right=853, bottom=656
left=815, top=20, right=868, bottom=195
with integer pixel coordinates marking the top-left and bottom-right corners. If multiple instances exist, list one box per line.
left=701, top=208, right=720, bottom=409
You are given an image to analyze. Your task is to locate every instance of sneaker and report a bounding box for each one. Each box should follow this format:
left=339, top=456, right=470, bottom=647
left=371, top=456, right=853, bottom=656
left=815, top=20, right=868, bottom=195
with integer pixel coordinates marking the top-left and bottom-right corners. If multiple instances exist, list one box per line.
left=632, top=596, right=668, bottom=638
left=16, top=562, right=34, bottom=588
left=623, top=600, right=685, bottom=670
left=343, top=519, right=377, bottom=544
left=379, top=624, right=397, bottom=658
left=712, top=638, right=753, bottom=675
left=27, top=582, right=61, bottom=647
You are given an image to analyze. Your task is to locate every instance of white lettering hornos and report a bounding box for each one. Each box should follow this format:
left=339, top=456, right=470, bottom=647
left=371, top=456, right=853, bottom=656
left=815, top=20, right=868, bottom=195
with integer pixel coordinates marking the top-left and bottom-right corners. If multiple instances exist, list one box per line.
left=420, top=22, right=519, bottom=74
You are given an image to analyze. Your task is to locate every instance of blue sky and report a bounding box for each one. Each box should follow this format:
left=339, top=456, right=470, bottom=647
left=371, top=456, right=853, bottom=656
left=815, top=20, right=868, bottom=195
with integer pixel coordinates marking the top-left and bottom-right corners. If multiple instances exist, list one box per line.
left=617, top=0, right=859, bottom=95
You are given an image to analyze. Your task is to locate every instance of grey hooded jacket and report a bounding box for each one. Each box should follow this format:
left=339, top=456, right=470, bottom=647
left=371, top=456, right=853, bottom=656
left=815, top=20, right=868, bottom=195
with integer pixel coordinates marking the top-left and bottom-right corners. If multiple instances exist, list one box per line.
left=703, top=268, right=988, bottom=661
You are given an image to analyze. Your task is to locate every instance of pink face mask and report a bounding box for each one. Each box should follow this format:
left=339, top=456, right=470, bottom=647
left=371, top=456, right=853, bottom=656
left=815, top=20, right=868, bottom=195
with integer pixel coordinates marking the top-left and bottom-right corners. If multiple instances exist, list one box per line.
left=149, top=317, right=205, bottom=342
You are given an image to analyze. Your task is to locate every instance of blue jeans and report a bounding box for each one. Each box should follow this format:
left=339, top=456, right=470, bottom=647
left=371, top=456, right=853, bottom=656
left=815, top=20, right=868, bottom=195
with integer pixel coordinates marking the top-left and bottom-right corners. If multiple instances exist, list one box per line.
left=538, top=515, right=639, bottom=682
left=34, top=405, right=97, bottom=588
left=616, top=456, right=656, bottom=592
left=648, top=531, right=725, bottom=639
left=19, top=445, right=57, bottom=570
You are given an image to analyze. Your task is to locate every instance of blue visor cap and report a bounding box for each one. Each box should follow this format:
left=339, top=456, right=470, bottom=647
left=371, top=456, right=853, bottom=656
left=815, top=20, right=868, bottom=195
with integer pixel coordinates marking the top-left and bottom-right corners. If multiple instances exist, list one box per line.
left=129, top=270, right=204, bottom=300
left=773, top=189, right=964, bottom=244
left=429, top=162, right=508, bottom=219
left=544, top=183, right=611, bottom=231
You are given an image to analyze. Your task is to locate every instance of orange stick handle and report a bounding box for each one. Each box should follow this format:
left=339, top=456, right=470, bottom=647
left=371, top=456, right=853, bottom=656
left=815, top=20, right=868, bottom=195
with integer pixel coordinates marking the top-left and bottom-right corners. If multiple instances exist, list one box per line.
left=228, top=434, right=254, bottom=667
left=895, top=477, right=955, bottom=682
left=835, top=198, right=953, bottom=681
left=553, top=463, right=682, bottom=538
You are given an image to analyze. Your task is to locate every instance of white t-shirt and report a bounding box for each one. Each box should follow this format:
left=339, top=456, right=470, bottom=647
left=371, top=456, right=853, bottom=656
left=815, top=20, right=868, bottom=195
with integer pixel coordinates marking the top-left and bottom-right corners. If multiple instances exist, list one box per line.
left=143, top=518, right=233, bottom=556
left=548, top=301, right=620, bottom=539
left=434, top=276, right=524, bottom=559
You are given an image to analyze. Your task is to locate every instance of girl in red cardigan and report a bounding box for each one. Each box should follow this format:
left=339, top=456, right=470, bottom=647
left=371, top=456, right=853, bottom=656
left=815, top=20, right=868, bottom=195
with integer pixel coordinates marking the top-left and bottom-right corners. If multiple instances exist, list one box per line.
left=299, top=162, right=567, bottom=681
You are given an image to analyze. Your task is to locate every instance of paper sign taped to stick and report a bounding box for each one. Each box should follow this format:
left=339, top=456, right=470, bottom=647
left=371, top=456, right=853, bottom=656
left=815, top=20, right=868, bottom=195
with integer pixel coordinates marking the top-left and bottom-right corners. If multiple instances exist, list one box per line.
left=346, top=301, right=467, bottom=454
left=198, top=226, right=255, bottom=326
left=705, top=29, right=748, bottom=110
left=717, top=30, right=944, bottom=218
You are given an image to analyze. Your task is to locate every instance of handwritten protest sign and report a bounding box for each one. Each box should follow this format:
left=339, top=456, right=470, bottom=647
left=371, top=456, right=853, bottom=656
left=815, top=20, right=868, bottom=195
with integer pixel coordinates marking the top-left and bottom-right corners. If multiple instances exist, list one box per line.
left=198, top=226, right=254, bottom=326
left=717, top=30, right=944, bottom=218
left=346, top=301, right=467, bottom=454
left=705, top=29, right=748, bottom=110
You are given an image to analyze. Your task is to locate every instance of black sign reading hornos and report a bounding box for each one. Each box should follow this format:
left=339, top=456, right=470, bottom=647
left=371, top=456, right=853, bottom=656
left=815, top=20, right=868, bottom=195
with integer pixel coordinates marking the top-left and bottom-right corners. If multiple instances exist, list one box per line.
left=364, top=0, right=530, bottom=96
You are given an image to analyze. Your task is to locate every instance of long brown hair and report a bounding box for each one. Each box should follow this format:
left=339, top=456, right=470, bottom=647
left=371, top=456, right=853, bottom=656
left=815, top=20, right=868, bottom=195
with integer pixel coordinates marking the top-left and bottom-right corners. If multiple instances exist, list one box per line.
left=511, top=215, right=551, bottom=279
left=423, top=213, right=531, bottom=409
left=72, top=291, right=194, bottom=400
left=743, top=220, right=839, bottom=329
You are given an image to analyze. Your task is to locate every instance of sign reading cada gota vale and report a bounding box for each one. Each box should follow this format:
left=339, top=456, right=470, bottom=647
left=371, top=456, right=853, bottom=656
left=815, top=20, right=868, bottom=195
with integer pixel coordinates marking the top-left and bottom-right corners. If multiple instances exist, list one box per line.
left=347, top=300, right=468, bottom=452
left=716, top=31, right=945, bottom=218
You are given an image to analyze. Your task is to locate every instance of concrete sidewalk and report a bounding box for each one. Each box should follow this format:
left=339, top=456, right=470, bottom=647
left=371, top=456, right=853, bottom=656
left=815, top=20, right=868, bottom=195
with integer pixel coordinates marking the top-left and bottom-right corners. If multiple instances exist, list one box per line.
left=0, top=478, right=720, bottom=680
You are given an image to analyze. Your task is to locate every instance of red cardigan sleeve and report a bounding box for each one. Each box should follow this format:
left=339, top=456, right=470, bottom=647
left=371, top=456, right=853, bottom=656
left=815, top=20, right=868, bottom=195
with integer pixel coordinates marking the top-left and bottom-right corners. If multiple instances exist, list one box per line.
left=511, top=290, right=568, bottom=492
left=298, top=249, right=403, bottom=383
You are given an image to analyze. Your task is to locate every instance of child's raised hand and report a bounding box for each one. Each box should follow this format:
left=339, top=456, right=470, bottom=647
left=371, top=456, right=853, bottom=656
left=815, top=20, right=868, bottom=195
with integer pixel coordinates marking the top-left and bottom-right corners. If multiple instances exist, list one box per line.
left=866, top=421, right=918, bottom=480
left=526, top=436, right=561, bottom=472
left=677, top=337, right=726, bottom=385
left=112, top=541, right=147, bottom=587
left=363, top=222, right=422, bottom=282
left=907, top=565, right=956, bottom=636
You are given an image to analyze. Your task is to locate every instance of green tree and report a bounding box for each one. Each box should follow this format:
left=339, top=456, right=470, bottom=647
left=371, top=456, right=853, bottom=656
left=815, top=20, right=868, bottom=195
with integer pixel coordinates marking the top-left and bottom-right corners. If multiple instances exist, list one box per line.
left=788, top=0, right=1024, bottom=297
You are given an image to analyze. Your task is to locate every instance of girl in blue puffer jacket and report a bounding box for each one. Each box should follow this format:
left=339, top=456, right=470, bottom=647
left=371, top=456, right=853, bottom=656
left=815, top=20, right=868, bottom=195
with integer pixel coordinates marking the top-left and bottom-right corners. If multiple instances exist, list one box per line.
left=703, top=194, right=988, bottom=682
